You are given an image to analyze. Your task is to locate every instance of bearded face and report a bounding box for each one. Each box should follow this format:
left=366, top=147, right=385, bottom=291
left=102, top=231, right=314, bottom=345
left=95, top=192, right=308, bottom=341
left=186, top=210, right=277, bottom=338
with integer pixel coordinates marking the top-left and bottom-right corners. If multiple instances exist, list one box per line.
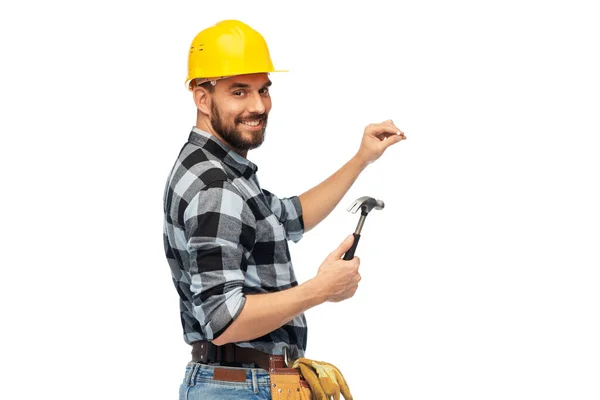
left=210, top=100, right=268, bottom=152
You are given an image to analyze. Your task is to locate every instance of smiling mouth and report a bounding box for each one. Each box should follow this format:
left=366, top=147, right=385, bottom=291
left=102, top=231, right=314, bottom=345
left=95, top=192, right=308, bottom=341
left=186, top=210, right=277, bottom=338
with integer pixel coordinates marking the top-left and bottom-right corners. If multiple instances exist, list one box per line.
left=240, top=119, right=261, bottom=127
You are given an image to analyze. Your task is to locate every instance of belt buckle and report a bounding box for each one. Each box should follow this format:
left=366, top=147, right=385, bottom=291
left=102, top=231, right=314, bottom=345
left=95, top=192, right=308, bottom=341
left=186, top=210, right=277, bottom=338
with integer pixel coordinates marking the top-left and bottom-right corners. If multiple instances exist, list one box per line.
left=283, top=346, right=296, bottom=368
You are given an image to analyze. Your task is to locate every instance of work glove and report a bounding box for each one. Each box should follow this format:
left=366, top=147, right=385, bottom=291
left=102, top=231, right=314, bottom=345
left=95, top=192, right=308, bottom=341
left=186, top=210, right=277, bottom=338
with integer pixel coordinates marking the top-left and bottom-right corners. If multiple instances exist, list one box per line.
left=292, top=357, right=353, bottom=400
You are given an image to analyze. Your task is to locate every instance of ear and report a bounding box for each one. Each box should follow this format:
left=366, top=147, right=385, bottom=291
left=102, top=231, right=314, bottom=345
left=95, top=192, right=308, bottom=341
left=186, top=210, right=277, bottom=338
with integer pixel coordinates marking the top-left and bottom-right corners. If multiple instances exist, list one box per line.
left=193, top=87, right=211, bottom=116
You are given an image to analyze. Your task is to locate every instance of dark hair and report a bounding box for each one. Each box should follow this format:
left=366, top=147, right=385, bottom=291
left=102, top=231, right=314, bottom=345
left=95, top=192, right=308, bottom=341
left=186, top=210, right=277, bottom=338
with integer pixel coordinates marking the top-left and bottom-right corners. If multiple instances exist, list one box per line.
left=190, top=79, right=215, bottom=93
left=200, top=80, right=215, bottom=93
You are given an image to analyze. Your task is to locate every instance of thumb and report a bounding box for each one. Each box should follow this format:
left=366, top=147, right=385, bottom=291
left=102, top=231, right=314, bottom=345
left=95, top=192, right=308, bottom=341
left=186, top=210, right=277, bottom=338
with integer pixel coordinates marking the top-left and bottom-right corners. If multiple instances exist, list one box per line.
left=330, top=235, right=355, bottom=259
left=382, top=133, right=404, bottom=148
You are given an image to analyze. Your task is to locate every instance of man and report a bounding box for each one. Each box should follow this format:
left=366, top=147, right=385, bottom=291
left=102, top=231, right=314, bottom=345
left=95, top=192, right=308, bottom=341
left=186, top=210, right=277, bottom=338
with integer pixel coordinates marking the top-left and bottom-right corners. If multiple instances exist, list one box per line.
left=163, top=19, right=406, bottom=399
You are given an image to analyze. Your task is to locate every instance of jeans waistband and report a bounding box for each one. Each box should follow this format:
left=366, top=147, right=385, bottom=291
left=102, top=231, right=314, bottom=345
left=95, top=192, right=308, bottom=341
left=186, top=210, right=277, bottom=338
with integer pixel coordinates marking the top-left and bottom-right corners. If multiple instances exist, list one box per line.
left=184, top=362, right=271, bottom=393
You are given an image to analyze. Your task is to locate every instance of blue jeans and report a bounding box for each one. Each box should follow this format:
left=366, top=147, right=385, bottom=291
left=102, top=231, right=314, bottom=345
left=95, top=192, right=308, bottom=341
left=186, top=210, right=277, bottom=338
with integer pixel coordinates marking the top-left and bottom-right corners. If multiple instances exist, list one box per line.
left=180, top=362, right=273, bottom=399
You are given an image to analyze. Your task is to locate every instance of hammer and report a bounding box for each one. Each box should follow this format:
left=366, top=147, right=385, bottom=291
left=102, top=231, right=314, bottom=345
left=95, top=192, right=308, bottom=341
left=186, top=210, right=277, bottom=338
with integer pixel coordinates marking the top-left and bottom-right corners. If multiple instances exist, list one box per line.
left=343, top=196, right=385, bottom=260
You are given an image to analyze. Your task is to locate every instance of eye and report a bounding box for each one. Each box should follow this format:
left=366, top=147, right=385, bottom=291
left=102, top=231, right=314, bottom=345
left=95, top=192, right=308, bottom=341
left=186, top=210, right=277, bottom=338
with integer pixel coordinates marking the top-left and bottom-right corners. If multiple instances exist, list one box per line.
left=233, top=90, right=246, bottom=97
left=259, top=87, right=270, bottom=96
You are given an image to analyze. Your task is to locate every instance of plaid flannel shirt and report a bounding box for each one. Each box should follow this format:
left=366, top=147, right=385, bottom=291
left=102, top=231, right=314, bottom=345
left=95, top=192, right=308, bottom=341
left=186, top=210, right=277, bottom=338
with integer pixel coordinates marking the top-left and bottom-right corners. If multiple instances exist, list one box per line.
left=163, top=127, right=307, bottom=357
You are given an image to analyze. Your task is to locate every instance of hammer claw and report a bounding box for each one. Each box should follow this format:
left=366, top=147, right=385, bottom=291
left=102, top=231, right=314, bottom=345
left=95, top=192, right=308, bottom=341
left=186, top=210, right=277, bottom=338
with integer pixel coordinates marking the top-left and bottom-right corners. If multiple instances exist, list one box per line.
left=343, top=196, right=384, bottom=260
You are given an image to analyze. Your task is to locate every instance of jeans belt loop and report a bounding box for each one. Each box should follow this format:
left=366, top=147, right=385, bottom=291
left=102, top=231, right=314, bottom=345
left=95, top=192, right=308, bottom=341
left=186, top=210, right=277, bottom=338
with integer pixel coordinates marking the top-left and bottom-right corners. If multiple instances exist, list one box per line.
left=185, top=362, right=199, bottom=387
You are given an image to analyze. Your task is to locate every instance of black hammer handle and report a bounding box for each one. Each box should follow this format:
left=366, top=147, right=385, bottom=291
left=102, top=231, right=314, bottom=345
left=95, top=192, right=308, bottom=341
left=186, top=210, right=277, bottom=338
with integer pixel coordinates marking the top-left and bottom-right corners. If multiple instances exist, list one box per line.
left=343, top=233, right=361, bottom=260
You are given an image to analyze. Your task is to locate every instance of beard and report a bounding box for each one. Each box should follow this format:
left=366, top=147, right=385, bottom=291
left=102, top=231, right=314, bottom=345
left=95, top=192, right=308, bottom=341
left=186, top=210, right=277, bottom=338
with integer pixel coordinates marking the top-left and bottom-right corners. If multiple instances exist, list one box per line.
left=210, top=102, right=268, bottom=152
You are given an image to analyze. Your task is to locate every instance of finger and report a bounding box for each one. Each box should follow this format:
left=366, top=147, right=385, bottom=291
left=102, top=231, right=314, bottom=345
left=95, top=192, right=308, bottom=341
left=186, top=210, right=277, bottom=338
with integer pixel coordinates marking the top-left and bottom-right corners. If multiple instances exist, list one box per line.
left=384, top=119, right=403, bottom=132
left=375, top=132, right=397, bottom=141
left=366, top=120, right=396, bottom=133
left=330, top=235, right=355, bottom=259
left=368, top=123, right=398, bottom=137
left=298, top=363, right=327, bottom=400
left=336, top=371, right=353, bottom=399
left=312, top=361, right=340, bottom=398
left=382, top=119, right=406, bottom=139
left=378, top=133, right=405, bottom=150
left=320, top=376, right=340, bottom=399
left=380, top=132, right=406, bottom=142
left=320, top=362, right=353, bottom=400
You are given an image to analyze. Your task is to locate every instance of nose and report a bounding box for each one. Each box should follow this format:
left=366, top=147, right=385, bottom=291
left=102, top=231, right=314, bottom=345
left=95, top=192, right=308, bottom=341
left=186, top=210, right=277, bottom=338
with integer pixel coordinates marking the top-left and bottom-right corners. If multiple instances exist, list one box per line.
left=247, top=92, right=267, bottom=115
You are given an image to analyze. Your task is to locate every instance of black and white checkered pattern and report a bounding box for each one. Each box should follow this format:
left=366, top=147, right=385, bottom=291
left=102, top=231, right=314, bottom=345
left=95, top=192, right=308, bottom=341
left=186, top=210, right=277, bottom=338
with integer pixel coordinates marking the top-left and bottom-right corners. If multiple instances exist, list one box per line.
left=163, top=127, right=307, bottom=357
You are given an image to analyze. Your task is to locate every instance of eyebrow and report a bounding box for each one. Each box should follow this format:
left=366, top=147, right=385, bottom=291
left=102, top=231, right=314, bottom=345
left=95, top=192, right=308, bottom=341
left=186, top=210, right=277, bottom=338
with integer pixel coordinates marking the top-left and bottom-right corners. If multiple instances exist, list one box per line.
left=228, top=80, right=272, bottom=91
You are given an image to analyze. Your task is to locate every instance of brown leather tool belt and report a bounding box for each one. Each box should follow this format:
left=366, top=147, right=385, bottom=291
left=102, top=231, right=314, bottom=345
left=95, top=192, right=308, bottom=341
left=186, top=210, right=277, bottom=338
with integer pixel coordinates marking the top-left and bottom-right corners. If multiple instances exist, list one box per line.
left=190, top=341, right=312, bottom=396
left=191, top=340, right=286, bottom=371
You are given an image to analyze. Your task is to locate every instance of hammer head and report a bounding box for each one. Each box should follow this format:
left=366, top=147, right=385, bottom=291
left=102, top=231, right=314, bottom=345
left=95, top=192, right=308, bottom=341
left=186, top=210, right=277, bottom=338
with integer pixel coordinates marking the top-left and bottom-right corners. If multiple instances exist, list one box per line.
left=347, top=196, right=385, bottom=215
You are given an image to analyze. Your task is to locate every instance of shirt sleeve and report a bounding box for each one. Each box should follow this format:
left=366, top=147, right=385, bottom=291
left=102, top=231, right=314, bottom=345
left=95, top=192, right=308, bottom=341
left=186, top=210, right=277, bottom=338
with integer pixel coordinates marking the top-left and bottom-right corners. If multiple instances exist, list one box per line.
left=261, top=189, right=305, bottom=243
left=183, top=180, right=256, bottom=340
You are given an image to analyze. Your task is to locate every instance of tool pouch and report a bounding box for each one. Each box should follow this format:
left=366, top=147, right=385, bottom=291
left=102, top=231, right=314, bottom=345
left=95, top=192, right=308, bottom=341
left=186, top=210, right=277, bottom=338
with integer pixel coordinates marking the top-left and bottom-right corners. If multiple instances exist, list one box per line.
left=270, top=368, right=313, bottom=400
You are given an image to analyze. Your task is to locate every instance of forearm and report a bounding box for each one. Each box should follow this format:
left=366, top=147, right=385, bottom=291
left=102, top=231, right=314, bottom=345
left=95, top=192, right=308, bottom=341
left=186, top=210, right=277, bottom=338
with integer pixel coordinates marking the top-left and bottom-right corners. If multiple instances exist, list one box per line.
left=299, top=154, right=368, bottom=232
left=212, top=278, right=325, bottom=345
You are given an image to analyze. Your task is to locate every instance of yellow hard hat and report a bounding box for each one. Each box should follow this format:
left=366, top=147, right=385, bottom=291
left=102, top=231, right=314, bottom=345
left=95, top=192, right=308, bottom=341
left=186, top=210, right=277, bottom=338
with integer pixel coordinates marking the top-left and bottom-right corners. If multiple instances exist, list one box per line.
left=185, top=20, right=287, bottom=90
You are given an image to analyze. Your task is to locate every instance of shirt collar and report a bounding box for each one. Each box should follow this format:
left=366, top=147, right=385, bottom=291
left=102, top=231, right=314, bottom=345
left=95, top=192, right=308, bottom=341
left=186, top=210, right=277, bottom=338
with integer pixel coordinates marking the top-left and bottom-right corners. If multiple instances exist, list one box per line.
left=188, top=127, right=258, bottom=178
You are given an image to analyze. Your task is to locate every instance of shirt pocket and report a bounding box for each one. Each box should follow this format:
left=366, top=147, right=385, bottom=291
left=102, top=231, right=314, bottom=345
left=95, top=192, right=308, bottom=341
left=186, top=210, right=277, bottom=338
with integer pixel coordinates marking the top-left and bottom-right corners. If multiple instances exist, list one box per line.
left=252, top=213, right=292, bottom=273
left=254, top=213, right=287, bottom=248
left=264, top=213, right=286, bottom=242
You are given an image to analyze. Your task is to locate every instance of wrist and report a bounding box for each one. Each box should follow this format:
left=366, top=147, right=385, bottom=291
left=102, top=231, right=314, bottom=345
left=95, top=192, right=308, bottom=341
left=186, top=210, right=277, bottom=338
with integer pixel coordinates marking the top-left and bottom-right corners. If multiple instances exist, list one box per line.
left=301, top=277, right=328, bottom=306
left=352, top=153, right=370, bottom=170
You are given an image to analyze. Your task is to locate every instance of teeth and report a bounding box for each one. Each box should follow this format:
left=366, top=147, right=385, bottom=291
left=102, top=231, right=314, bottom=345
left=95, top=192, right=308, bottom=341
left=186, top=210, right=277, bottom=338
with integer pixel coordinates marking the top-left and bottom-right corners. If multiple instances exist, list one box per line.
left=241, top=120, right=260, bottom=127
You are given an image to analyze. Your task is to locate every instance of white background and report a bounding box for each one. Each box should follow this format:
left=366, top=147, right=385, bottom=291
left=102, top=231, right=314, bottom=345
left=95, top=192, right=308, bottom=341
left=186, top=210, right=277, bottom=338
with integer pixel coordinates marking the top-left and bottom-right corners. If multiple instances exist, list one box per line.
left=1, top=1, right=599, bottom=399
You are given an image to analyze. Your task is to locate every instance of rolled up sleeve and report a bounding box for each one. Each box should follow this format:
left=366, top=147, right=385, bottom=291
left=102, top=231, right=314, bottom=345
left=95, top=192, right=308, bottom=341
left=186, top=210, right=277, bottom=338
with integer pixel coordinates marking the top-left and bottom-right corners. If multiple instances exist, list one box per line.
left=261, top=189, right=305, bottom=243
left=184, top=180, right=256, bottom=339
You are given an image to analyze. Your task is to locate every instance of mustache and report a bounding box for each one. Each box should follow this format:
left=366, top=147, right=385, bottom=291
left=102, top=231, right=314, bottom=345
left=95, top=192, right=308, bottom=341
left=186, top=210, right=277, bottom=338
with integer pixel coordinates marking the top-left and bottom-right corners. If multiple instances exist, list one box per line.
left=235, top=113, right=267, bottom=124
